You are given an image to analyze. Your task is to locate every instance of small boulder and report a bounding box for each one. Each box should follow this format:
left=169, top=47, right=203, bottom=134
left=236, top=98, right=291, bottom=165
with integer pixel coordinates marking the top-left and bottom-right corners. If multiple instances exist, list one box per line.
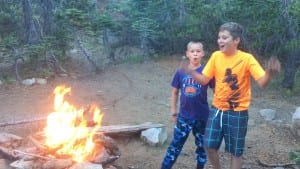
left=292, top=107, right=300, bottom=138
left=141, top=127, right=167, bottom=146
left=259, top=109, right=276, bottom=121
left=21, top=78, right=36, bottom=86
left=35, top=78, right=47, bottom=85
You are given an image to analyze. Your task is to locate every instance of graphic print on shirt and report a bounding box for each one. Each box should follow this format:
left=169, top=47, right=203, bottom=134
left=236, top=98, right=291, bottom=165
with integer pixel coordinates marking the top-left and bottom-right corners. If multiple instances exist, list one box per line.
left=182, top=75, right=201, bottom=97
left=222, top=60, right=242, bottom=109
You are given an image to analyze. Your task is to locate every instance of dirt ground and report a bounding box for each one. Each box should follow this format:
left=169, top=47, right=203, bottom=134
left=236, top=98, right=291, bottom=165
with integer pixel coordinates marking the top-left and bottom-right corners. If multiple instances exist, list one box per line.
left=0, top=57, right=299, bottom=169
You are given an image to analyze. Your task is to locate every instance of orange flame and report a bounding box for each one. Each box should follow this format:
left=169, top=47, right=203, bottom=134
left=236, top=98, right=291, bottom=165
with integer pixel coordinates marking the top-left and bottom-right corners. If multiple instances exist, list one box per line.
left=44, top=85, right=103, bottom=162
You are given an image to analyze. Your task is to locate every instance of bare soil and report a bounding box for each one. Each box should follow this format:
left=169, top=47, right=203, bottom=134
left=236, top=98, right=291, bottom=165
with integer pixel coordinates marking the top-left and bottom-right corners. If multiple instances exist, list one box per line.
left=0, top=57, right=299, bottom=169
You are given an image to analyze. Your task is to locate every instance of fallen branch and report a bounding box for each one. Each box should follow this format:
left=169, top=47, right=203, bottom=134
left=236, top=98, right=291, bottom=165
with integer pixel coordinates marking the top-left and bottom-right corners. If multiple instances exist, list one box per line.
left=257, top=159, right=296, bottom=167
left=0, top=117, right=46, bottom=127
left=75, top=32, right=101, bottom=72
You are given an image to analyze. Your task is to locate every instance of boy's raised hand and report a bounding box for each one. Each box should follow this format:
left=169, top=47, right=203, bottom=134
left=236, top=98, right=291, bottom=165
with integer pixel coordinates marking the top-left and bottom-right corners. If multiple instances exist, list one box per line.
left=267, top=57, right=281, bottom=75
left=179, top=56, right=190, bottom=73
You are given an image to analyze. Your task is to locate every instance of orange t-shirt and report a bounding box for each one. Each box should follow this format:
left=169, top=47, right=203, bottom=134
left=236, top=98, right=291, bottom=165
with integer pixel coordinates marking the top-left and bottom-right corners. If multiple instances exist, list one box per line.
left=203, top=50, right=265, bottom=111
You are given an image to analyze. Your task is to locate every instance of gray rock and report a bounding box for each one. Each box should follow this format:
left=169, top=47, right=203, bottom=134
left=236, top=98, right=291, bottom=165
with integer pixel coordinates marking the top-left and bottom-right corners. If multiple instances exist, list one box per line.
left=35, top=78, right=47, bottom=85
left=141, top=127, right=168, bottom=146
left=259, top=109, right=276, bottom=121
left=21, top=78, right=36, bottom=86
left=292, top=107, right=300, bottom=138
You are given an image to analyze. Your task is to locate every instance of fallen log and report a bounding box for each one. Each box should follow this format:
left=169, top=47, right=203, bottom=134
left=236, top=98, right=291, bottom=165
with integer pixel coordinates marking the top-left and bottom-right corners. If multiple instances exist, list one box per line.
left=95, top=122, right=165, bottom=135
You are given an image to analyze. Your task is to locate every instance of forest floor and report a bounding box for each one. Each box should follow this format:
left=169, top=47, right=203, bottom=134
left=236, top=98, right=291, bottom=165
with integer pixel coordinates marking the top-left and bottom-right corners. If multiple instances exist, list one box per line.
left=0, top=56, right=299, bottom=169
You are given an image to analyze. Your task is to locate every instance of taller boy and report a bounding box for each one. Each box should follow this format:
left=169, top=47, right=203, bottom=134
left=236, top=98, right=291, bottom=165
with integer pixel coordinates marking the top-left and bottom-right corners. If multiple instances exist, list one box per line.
left=186, top=22, right=281, bottom=169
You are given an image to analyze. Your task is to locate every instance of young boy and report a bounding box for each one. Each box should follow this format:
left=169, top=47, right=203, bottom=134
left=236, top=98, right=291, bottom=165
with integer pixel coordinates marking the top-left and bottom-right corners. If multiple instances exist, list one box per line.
left=161, top=41, right=214, bottom=169
left=185, top=22, right=281, bottom=169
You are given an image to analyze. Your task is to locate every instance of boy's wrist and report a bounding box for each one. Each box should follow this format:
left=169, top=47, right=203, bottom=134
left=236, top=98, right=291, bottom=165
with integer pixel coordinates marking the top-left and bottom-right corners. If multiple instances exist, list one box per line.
left=171, top=113, right=178, bottom=117
left=187, top=67, right=194, bottom=74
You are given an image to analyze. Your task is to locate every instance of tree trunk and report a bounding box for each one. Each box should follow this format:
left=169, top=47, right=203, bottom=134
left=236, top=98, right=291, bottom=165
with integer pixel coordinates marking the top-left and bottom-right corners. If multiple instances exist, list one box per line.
left=280, top=0, right=298, bottom=89
left=22, top=0, right=39, bottom=44
left=282, top=50, right=297, bottom=89
left=41, top=0, right=53, bottom=36
left=163, top=0, right=175, bottom=53
left=178, top=0, right=185, bottom=26
left=103, top=29, right=116, bottom=63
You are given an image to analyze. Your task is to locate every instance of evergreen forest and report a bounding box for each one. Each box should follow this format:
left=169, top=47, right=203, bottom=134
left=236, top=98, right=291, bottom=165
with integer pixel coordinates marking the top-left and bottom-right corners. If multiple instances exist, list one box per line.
left=0, top=0, right=300, bottom=93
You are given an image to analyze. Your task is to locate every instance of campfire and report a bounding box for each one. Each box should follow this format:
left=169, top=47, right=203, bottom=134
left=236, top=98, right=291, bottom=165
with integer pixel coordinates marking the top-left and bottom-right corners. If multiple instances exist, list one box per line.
left=44, top=85, right=103, bottom=162
left=0, top=85, right=120, bottom=169
left=0, top=85, right=165, bottom=169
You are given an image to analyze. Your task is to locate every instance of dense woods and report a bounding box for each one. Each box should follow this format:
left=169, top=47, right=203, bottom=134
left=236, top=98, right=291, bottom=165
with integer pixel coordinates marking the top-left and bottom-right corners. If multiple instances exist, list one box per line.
left=0, top=0, right=299, bottom=92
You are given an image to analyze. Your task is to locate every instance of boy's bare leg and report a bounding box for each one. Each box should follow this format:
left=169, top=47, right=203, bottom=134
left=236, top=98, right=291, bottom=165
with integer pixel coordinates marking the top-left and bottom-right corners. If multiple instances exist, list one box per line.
left=231, top=155, right=242, bottom=169
left=205, top=148, right=221, bottom=169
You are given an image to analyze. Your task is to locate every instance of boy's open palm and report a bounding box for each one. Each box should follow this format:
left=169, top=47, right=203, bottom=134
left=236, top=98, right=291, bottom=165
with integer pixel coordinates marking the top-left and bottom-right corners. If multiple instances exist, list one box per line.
left=267, top=57, right=281, bottom=75
left=179, top=59, right=189, bottom=72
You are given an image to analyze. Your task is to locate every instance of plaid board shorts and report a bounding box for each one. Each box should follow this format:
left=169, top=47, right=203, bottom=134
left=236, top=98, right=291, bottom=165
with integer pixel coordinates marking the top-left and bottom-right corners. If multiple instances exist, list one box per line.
left=203, top=107, right=248, bottom=157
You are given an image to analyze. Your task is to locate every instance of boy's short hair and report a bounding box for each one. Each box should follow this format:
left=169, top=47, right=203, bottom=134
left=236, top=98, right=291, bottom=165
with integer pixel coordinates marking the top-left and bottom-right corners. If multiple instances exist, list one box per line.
left=219, top=22, right=244, bottom=40
left=220, top=22, right=247, bottom=51
left=186, top=41, right=203, bottom=50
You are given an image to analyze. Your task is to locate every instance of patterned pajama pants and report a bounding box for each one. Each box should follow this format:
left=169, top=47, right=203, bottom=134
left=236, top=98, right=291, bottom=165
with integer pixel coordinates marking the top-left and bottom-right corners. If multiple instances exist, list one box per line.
left=161, top=116, right=207, bottom=169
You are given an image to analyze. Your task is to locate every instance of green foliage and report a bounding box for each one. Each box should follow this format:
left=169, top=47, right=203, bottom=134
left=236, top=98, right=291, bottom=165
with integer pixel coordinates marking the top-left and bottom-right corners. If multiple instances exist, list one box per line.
left=269, top=69, right=300, bottom=96
left=26, top=44, right=45, bottom=63
left=0, top=35, right=19, bottom=50
left=0, top=0, right=300, bottom=90
left=90, top=14, right=114, bottom=33
left=0, top=1, right=22, bottom=36
left=55, top=8, right=90, bottom=29
left=289, top=150, right=300, bottom=164
left=0, top=11, right=13, bottom=26
left=0, top=75, right=16, bottom=85
left=294, top=69, right=300, bottom=94
left=122, top=54, right=144, bottom=64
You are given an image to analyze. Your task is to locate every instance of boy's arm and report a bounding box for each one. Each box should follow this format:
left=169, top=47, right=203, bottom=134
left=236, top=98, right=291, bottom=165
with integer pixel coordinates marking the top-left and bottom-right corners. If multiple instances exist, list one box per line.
left=189, top=70, right=211, bottom=86
left=257, top=57, right=281, bottom=88
left=180, top=60, right=211, bottom=85
left=170, top=87, right=179, bottom=122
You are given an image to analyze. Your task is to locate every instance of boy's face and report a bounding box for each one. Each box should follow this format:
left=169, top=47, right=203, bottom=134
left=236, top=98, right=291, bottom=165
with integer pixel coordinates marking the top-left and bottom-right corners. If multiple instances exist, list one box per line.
left=186, top=43, right=204, bottom=66
left=218, top=30, right=240, bottom=55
